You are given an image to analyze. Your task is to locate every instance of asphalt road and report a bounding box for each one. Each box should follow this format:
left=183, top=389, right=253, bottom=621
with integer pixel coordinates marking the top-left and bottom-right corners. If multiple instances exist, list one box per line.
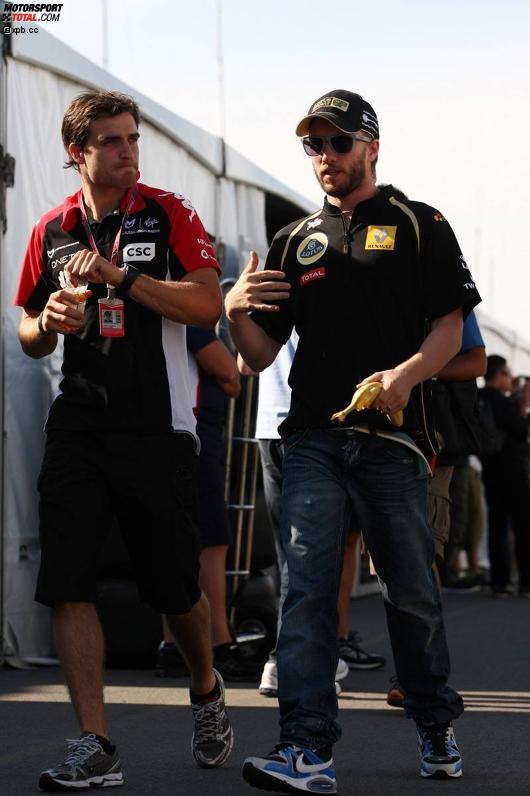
left=1, top=589, right=529, bottom=795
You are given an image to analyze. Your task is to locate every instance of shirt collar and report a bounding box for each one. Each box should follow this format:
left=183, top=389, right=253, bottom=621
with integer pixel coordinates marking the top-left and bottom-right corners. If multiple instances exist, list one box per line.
left=321, top=185, right=394, bottom=217
left=61, top=179, right=146, bottom=232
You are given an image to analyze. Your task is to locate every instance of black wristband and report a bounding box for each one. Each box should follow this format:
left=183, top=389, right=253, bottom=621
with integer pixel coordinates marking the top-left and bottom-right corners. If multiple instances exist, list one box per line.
left=120, top=264, right=141, bottom=294
left=37, top=311, right=51, bottom=336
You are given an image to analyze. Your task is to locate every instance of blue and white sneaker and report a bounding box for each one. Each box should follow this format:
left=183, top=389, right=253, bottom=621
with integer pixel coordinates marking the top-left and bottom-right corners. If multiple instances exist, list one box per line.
left=416, top=720, right=463, bottom=778
left=243, top=744, right=337, bottom=793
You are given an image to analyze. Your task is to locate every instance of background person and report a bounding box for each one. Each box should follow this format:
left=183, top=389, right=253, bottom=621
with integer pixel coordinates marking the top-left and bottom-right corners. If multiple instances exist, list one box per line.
left=387, top=311, right=487, bottom=709
left=480, top=356, right=530, bottom=597
left=158, top=327, right=259, bottom=681
left=432, top=310, right=487, bottom=587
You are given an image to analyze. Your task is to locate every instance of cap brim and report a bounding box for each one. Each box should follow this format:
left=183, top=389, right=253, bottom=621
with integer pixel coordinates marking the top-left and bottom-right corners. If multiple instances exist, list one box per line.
left=295, top=112, right=353, bottom=137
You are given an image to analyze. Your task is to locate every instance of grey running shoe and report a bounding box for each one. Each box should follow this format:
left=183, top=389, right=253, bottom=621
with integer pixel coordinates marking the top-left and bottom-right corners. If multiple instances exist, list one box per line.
left=339, top=631, right=386, bottom=670
left=191, top=669, right=233, bottom=768
left=38, top=733, right=123, bottom=791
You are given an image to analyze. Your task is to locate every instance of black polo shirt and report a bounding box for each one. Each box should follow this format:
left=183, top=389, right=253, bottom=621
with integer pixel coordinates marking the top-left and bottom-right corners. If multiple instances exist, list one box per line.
left=252, top=184, right=481, bottom=455
left=187, top=326, right=228, bottom=423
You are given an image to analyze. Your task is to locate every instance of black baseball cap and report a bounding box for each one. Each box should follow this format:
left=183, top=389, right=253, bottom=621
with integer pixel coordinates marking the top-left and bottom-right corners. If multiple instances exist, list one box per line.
left=296, top=89, right=379, bottom=139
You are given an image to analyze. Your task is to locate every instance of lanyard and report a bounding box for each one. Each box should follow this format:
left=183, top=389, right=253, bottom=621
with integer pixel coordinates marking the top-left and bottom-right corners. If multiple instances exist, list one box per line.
left=79, top=184, right=138, bottom=297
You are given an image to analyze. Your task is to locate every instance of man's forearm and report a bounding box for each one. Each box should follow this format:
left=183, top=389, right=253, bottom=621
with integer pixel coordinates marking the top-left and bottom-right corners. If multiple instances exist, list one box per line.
left=65, top=253, right=222, bottom=328
left=126, top=273, right=222, bottom=327
left=228, top=314, right=281, bottom=372
left=18, top=314, right=58, bottom=359
left=437, top=346, right=487, bottom=381
left=396, top=311, right=463, bottom=386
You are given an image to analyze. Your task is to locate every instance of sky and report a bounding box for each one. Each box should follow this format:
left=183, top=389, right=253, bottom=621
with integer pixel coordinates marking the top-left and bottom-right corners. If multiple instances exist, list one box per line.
left=9, top=0, right=530, bottom=341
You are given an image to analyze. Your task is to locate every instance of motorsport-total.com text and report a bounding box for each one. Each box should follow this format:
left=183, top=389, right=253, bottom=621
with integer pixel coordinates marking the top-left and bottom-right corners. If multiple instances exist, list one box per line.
left=2, top=3, right=62, bottom=22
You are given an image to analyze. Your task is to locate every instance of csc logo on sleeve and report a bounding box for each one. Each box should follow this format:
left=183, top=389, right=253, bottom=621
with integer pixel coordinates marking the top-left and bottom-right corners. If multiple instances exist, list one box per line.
left=365, top=226, right=397, bottom=250
left=123, top=243, right=156, bottom=262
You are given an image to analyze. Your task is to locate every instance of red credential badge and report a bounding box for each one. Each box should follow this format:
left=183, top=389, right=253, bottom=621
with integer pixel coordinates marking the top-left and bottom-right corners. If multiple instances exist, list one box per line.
left=98, top=297, right=125, bottom=337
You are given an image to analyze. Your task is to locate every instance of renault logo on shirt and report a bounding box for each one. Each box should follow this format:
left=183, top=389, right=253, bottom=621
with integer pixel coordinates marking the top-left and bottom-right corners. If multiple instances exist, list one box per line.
left=123, top=243, right=156, bottom=262
left=296, top=233, right=328, bottom=266
left=365, top=226, right=397, bottom=250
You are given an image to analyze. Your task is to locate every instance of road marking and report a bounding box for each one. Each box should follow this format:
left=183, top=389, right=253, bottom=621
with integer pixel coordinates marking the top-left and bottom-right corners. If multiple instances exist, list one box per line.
left=1, top=687, right=529, bottom=712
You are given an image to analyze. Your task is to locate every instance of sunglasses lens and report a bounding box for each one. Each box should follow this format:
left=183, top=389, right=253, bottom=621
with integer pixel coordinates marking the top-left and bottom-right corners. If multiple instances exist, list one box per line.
left=302, top=137, right=323, bottom=156
left=302, top=135, right=355, bottom=155
left=331, top=135, right=354, bottom=154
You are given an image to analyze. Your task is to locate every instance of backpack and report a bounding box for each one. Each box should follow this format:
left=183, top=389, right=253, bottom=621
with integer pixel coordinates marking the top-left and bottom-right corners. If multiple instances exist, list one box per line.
left=432, top=379, right=505, bottom=457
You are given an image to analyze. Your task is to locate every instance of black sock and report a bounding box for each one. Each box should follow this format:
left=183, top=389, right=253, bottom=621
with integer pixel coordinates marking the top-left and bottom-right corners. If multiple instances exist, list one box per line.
left=213, top=642, right=238, bottom=659
left=80, top=731, right=115, bottom=755
left=190, top=678, right=221, bottom=705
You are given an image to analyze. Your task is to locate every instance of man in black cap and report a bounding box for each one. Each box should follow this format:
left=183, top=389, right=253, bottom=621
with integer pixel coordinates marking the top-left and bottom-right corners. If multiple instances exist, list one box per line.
left=226, top=89, right=480, bottom=792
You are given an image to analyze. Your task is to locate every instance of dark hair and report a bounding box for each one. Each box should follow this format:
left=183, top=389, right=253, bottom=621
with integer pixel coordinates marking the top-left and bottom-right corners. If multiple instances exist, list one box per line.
left=62, top=90, right=140, bottom=170
left=485, top=354, right=507, bottom=382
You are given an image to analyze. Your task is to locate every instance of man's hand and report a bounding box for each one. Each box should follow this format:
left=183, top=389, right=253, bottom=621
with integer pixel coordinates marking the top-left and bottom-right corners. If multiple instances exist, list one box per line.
left=357, top=369, right=415, bottom=415
left=65, top=249, right=124, bottom=287
left=40, top=287, right=92, bottom=334
left=225, top=251, right=290, bottom=321
left=356, top=309, right=465, bottom=416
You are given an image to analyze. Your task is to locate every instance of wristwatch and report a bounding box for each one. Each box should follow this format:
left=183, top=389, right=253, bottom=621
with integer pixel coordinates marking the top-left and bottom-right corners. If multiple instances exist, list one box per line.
left=120, top=264, right=141, bottom=294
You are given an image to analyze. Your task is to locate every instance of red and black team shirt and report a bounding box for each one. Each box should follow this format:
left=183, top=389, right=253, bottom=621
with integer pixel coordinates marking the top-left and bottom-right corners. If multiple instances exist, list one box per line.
left=251, top=184, right=481, bottom=456
left=14, top=182, right=220, bottom=436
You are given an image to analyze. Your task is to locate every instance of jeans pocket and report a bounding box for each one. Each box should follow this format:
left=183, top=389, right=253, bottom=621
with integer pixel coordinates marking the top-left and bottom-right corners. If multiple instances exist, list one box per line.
left=376, top=437, right=416, bottom=465
left=282, top=428, right=310, bottom=451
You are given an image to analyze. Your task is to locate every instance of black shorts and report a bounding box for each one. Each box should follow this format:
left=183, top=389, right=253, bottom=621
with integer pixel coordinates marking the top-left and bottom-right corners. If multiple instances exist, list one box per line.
left=196, top=416, right=232, bottom=548
left=36, top=431, right=201, bottom=614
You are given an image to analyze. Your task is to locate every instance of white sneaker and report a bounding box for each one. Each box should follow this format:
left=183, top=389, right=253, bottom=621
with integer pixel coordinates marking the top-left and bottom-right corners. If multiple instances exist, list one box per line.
left=258, top=660, right=278, bottom=697
left=335, top=658, right=349, bottom=681
left=258, top=660, right=347, bottom=698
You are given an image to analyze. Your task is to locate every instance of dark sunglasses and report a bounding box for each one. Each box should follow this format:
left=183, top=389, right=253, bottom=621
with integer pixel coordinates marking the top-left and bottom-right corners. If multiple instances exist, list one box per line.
left=301, top=133, right=373, bottom=156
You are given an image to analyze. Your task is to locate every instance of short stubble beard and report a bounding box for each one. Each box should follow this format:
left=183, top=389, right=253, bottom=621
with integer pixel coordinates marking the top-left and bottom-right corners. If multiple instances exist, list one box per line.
left=315, top=158, right=367, bottom=198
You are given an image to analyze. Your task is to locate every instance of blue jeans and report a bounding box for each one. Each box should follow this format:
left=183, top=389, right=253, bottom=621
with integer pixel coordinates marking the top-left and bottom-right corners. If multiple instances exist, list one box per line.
left=277, top=429, right=464, bottom=748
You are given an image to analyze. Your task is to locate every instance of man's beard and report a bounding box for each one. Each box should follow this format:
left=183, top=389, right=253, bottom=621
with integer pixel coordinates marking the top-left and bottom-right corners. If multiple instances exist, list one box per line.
left=315, top=158, right=366, bottom=198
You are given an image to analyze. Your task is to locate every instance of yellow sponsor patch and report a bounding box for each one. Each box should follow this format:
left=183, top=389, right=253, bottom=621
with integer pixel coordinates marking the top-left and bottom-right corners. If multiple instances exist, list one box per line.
left=312, top=97, right=350, bottom=113
left=365, top=225, right=397, bottom=250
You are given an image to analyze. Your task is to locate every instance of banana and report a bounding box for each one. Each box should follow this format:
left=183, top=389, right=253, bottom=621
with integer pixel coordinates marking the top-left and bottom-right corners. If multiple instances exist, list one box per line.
left=330, top=381, right=404, bottom=427
left=331, top=382, right=382, bottom=424
left=389, top=409, right=404, bottom=428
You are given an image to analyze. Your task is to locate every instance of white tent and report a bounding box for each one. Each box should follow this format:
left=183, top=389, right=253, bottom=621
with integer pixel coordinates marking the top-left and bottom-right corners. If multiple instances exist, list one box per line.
left=0, top=29, right=315, bottom=660
left=1, top=31, right=529, bottom=662
left=475, top=310, right=530, bottom=377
